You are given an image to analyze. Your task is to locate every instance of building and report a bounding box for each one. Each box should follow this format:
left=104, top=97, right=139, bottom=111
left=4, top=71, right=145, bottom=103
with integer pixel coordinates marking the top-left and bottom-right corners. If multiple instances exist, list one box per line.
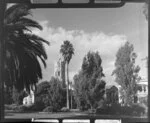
left=23, top=89, right=34, bottom=105
left=136, top=78, right=148, bottom=103
left=54, top=56, right=66, bottom=88
left=23, top=85, right=35, bottom=105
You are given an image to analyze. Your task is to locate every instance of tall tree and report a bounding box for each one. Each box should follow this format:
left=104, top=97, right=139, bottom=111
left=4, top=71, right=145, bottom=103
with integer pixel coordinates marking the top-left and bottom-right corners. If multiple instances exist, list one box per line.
left=112, top=42, right=140, bottom=106
left=74, top=51, right=106, bottom=110
left=4, top=4, right=49, bottom=92
left=60, top=40, right=74, bottom=109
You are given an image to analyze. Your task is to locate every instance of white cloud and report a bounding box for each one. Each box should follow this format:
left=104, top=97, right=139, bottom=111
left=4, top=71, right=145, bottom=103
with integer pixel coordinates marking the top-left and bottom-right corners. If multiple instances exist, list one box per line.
left=33, top=21, right=127, bottom=84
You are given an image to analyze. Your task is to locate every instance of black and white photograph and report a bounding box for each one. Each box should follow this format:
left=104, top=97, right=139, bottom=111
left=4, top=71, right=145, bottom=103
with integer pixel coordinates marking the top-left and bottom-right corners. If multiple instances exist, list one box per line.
left=0, top=0, right=149, bottom=123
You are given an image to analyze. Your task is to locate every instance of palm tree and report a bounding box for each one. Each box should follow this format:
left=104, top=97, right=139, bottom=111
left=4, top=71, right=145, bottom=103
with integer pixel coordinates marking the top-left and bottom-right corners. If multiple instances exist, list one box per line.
left=4, top=4, right=49, bottom=92
left=60, top=40, right=74, bottom=109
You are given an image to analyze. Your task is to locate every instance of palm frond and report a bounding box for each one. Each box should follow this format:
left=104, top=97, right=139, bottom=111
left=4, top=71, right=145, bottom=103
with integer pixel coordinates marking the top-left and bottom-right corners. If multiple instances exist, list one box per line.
left=60, top=40, right=74, bottom=63
left=5, top=4, right=49, bottom=91
left=15, top=18, right=43, bottom=30
left=5, top=4, right=31, bottom=24
left=5, top=23, right=31, bottom=33
left=25, top=33, right=50, bottom=45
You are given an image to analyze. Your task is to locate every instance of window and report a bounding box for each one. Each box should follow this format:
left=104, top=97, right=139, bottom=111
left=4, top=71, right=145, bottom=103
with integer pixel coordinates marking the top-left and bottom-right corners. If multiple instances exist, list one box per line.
left=0, top=0, right=149, bottom=122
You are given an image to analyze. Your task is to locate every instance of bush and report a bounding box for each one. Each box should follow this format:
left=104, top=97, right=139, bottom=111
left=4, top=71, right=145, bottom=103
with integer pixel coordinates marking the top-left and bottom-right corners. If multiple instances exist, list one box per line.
left=43, top=106, right=56, bottom=112
left=33, top=99, right=45, bottom=111
left=96, top=106, right=108, bottom=114
left=5, top=104, right=18, bottom=111
left=130, top=104, right=146, bottom=116
left=96, top=103, right=121, bottom=115
left=139, top=97, right=148, bottom=106
left=35, top=78, right=66, bottom=112
left=96, top=103, right=146, bottom=116
left=13, top=105, right=27, bottom=112
left=5, top=103, right=44, bottom=112
left=61, top=107, right=70, bottom=112
left=121, top=106, right=132, bottom=115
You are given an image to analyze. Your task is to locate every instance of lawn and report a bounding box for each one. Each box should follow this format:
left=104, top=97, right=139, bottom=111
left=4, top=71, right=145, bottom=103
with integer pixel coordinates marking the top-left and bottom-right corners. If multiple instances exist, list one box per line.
left=5, top=111, right=148, bottom=119
left=4, top=110, right=149, bottom=123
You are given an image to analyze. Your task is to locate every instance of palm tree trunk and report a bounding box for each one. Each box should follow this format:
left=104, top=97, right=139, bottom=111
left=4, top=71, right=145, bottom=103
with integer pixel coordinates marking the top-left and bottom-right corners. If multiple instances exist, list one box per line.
left=66, top=63, right=70, bottom=109
left=0, top=0, right=6, bottom=121
left=71, top=90, right=72, bottom=109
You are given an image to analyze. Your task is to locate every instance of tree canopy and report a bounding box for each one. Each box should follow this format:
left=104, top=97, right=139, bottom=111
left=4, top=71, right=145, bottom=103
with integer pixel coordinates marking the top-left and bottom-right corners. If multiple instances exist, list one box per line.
left=60, top=40, right=74, bottom=64
left=74, top=51, right=106, bottom=110
left=4, top=4, right=49, bottom=91
left=112, top=42, right=141, bottom=105
left=35, top=78, right=66, bottom=111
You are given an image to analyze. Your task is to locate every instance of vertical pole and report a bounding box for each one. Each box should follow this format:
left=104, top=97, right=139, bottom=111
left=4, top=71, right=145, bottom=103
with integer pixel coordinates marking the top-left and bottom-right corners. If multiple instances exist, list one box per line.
left=0, top=0, right=6, bottom=121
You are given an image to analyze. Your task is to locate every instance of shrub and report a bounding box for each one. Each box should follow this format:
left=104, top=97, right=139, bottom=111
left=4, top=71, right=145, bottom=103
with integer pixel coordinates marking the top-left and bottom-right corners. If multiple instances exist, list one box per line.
left=13, top=105, right=27, bottom=112
left=139, top=97, right=148, bottom=106
left=43, top=106, right=56, bottom=112
left=5, top=103, right=44, bottom=112
left=96, top=103, right=121, bottom=115
left=96, top=103, right=146, bottom=116
left=34, top=78, right=66, bottom=112
left=130, top=104, right=146, bottom=116
left=33, top=98, right=45, bottom=111
left=96, top=106, right=108, bottom=114
left=121, top=106, right=133, bottom=115
left=5, top=104, right=18, bottom=111
left=61, top=107, right=70, bottom=112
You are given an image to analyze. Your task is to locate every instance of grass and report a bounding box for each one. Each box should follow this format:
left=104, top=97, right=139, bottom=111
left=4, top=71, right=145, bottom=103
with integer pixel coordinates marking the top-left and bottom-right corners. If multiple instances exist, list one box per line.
left=5, top=110, right=148, bottom=119
left=4, top=103, right=148, bottom=120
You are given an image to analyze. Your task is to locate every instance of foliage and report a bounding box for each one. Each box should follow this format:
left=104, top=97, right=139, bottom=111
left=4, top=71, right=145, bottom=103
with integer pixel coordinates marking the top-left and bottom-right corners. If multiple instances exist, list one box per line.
left=47, top=77, right=66, bottom=111
left=105, top=86, right=119, bottom=105
left=60, top=40, right=74, bottom=64
left=96, top=103, right=146, bottom=116
left=35, top=81, right=50, bottom=107
left=60, top=40, right=75, bottom=109
left=73, top=71, right=88, bottom=110
left=5, top=104, right=40, bottom=112
left=4, top=86, right=13, bottom=104
left=61, top=107, right=70, bottom=112
left=112, top=42, right=140, bottom=106
left=33, top=99, right=45, bottom=111
left=12, top=87, right=27, bottom=105
left=43, top=106, right=57, bottom=112
left=5, top=104, right=18, bottom=111
left=139, top=97, right=148, bottom=106
left=4, top=4, right=49, bottom=91
left=35, top=81, right=51, bottom=109
left=73, top=51, right=106, bottom=110
left=35, top=78, right=66, bottom=112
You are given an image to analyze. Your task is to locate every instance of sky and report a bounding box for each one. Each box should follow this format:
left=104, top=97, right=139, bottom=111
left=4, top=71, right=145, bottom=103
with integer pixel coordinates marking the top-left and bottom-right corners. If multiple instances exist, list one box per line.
left=30, top=2, right=148, bottom=86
